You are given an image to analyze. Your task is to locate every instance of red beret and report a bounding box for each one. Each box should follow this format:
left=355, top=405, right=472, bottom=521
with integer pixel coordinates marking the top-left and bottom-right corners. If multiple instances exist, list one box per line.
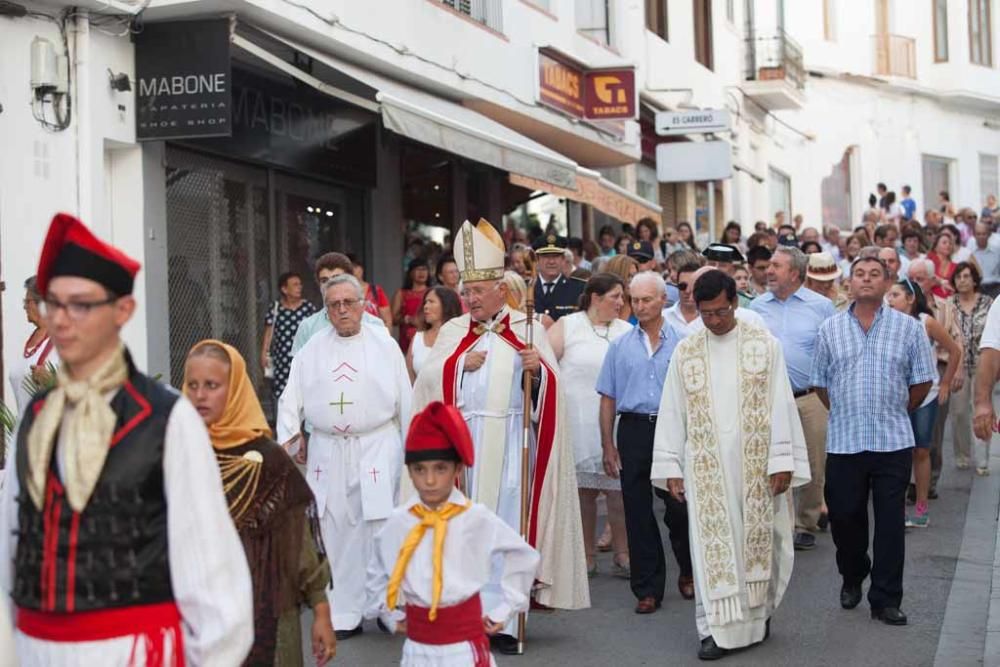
left=37, top=213, right=141, bottom=297
left=405, top=401, right=475, bottom=467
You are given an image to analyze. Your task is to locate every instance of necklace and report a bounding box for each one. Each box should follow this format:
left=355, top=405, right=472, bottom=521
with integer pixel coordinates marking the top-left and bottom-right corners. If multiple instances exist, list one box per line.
left=588, top=314, right=613, bottom=341
left=216, top=450, right=264, bottom=522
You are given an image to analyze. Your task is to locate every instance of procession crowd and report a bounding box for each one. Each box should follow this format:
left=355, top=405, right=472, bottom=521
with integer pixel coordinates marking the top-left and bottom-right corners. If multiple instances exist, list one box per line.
left=2, top=182, right=1000, bottom=666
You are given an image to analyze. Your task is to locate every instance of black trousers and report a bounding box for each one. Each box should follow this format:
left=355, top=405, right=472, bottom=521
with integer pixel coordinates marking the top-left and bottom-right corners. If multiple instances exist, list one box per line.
left=825, top=449, right=912, bottom=610
left=616, top=416, right=692, bottom=602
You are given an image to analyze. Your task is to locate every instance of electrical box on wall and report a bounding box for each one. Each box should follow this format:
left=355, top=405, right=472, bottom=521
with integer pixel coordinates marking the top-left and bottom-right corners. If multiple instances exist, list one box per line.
left=30, top=36, right=58, bottom=92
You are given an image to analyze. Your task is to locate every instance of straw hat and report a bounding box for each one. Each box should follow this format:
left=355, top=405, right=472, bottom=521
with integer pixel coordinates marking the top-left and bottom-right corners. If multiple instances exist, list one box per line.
left=806, top=251, right=842, bottom=281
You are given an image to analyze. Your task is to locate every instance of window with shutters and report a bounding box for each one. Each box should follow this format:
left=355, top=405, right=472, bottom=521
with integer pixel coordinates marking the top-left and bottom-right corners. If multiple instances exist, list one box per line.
left=933, top=0, right=949, bottom=62
left=437, top=0, right=504, bottom=33
left=981, top=154, right=999, bottom=206
left=693, top=0, right=714, bottom=70
left=969, top=0, right=993, bottom=66
left=578, top=0, right=613, bottom=46
left=646, top=0, right=668, bottom=40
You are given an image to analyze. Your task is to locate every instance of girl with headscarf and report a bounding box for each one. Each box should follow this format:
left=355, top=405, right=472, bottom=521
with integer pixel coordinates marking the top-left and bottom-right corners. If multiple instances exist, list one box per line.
left=184, top=340, right=337, bottom=666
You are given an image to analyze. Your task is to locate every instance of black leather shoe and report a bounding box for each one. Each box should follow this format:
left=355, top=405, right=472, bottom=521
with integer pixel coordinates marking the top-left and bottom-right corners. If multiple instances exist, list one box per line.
left=840, top=582, right=862, bottom=609
left=872, top=607, right=907, bottom=625
left=334, top=625, right=363, bottom=640
left=376, top=618, right=391, bottom=634
left=698, top=636, right=731, bottom=661
left=793, top=532, right=816, bottom=551
left=490, top=633, right=520, bottom=655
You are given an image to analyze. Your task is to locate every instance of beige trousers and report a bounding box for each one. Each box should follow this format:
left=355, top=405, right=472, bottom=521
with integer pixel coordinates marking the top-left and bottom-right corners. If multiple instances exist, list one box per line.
left=950, top=379, right=992, bottom=468
left=795, top=392, right=829, bottom=531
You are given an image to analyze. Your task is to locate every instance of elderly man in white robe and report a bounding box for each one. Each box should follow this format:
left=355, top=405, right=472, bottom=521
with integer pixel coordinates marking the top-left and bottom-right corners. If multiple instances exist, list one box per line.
left=652, top=269, right=809, bottom=661
left=413, top=219, right=589, bottom=655
left=278, top=273, right=412, bottom=639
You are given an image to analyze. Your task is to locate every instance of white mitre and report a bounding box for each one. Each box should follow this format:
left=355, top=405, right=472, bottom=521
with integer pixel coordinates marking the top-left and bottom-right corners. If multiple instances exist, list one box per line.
left=454, top=218, right=506, bottom=283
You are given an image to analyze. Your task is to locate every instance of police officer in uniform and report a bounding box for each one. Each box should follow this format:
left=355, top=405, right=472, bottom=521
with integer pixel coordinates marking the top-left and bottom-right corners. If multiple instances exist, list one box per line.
left=533, top=234, right=585, bottom=321
left=628, top=240, right=658, bottom=272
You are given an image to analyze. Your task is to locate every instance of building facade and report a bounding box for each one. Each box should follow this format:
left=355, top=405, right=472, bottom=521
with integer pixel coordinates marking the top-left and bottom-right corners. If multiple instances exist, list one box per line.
left=1, top=0, right=999, bottom=410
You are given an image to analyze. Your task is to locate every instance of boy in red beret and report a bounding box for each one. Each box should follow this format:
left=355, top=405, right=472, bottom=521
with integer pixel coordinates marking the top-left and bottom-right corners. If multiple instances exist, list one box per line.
left=365, top=401, right=539, bottom=666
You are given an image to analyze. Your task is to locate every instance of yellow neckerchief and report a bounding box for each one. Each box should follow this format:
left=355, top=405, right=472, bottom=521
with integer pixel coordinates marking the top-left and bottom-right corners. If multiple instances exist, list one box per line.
left=386, top=500, right=471, bottom=620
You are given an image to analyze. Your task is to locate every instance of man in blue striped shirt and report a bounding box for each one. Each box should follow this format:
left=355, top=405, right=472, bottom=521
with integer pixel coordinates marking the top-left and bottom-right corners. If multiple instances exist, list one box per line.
left=810, top=256, right=935, bottom=627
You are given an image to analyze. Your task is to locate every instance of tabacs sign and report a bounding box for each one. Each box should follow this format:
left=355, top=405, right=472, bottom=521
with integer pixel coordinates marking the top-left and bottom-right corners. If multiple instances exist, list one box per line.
left=135, top=19, right=232, bottom=141
left=537, top=49, right=636, bottom=121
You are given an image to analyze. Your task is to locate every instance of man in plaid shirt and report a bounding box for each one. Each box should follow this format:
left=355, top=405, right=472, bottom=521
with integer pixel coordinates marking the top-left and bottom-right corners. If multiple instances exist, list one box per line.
left=811, top=256, right=936, bottom=627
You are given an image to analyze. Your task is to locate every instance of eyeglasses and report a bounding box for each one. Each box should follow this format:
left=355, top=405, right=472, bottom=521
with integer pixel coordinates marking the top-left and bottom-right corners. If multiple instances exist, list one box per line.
left=460, top=283, right=500, bottom=300
left=698, top=305, right=734, bottom=319
left=326, top=298, right=361, bottom=311
left=41, top=295, right=118, bottom=320
left=676, top=282, right=689, bottom=292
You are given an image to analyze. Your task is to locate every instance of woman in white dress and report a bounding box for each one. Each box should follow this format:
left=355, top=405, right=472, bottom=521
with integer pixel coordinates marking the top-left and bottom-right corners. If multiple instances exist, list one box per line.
left=8, top=276, right=59, bottom=415
left=406, top=286, right=464, bottom=383
left=548, top=273, right=633, bottom=577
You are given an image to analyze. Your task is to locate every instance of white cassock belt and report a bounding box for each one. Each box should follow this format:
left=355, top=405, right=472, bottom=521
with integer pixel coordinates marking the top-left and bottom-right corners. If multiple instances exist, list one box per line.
left=308, top=420, right=398, bottom=526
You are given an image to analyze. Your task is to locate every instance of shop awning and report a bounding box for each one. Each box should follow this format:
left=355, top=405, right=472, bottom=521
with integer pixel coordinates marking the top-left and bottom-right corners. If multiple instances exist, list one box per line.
left=233, top=29, right=578, bottom=190
left=509, top=168, right=662, bottom=225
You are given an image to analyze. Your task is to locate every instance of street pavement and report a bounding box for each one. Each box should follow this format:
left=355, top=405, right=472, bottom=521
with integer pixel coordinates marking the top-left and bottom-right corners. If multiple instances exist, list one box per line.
left=306, top=435, right=991, bottom=666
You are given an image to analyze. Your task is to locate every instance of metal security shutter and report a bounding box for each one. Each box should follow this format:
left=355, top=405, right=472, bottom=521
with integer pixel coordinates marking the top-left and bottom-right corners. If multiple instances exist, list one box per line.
left=165, top=147, right=271, bottom=405
left=659, top=182, right=678, bottom=226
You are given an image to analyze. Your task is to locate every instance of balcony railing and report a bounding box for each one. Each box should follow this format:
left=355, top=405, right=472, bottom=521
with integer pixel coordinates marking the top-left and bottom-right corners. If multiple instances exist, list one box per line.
left=872, top=34, right=916, bottom=78
left=745, top=29, right=805, bottom=90
left=438, top=0, right=504, bottom=33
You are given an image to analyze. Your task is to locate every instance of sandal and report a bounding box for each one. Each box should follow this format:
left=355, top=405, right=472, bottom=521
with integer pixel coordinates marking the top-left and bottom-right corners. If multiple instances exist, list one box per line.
left=596, top=525, right=613, bottom=552
left=612, top=555, right=631, bottom=579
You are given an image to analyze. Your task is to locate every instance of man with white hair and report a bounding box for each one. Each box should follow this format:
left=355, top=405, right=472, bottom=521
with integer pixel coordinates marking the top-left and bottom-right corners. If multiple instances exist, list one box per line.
left=821, top=225, right=842, bottom=261
left=414, top=220, right=588, bottom=653
left=908, top=259, right=964, bottom=481
left=278, top=273, right=413, bottom=639
left=598, top=271, right=692, bottom=613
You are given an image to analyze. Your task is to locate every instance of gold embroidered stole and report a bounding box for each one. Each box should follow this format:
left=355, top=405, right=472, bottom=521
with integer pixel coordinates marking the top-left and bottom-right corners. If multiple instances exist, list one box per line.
left=678, top=322, right=775, bottom=625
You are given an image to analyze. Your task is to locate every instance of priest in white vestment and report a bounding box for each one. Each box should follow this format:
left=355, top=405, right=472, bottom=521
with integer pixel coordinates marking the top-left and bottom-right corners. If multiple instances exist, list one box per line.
left=652, top=270, right=809, bottom=661
left=278, top=273, right=412, bottom=637
left=412, top=219, right=589, bottom=653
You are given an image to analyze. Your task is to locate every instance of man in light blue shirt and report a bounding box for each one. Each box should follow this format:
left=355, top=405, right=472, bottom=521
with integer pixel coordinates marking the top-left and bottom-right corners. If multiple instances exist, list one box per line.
left=750, top=246, right=836, bottom=551
left=810, top=256, right=935, bottom=626
left=596, top=272, right=691, bottom=613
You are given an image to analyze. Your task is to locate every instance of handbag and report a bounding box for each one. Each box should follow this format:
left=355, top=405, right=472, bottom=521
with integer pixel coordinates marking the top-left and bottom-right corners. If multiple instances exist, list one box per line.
left=263, top=301, right=279, bottom=379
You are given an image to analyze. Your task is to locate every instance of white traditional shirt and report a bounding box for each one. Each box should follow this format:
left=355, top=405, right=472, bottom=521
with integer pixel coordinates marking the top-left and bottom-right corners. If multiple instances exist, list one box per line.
left=0, top=397, right=254, bottom=666
left=365, top=488, right=539, bottom=666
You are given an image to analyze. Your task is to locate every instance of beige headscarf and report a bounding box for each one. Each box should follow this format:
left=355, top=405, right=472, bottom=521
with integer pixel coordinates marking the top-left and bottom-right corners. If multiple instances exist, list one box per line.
left=26, top=345, right=129, bottom=511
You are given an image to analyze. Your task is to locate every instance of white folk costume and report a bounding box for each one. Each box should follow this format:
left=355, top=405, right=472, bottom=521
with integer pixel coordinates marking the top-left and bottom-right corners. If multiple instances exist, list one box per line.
left=412, top=220, right=588, bottom=624
left=0, top=213, right=253, bottom=666
left=365, top=402, right=539, bottom=667
left=277, top=322, right=412, bottom=630
left=651, top=321, right=810, bottom=649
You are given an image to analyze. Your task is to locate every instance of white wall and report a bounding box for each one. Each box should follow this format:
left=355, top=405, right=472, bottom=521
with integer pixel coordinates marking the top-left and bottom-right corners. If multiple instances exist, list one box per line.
left=0, top=9, right=144, bottom=408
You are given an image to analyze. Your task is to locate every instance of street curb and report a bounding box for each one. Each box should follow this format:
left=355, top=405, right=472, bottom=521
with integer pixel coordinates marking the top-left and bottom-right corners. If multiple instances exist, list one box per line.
left=935, top=448, right=1000, bottom=667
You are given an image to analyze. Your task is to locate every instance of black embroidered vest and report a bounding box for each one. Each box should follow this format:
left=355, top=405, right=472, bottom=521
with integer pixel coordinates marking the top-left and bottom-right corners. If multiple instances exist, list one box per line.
left=12, top=360, right=179, bottom=612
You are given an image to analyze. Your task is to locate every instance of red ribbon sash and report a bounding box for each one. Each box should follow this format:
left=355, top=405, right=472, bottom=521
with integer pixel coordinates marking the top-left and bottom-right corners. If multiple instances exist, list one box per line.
left=18, top=602, right=185, bottom=666
left=406, top=596, right=491, bottom=667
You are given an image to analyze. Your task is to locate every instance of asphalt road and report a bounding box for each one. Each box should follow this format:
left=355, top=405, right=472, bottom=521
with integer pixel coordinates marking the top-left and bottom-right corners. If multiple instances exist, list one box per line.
left=310, top=439, right=976, bottom=667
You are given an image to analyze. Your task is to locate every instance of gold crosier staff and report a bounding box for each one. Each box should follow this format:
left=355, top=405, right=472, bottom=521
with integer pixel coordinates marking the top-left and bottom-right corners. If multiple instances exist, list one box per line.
left=517, top=249, right=537, bottom=655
